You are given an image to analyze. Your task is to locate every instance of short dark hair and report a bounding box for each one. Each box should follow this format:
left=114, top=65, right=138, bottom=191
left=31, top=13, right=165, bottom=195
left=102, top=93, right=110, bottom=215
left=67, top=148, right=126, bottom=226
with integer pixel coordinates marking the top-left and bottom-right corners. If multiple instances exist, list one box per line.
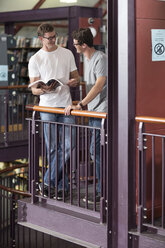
left=72, top=28, right=93, bottom=47
left=37, top=23, right=55, bottom=37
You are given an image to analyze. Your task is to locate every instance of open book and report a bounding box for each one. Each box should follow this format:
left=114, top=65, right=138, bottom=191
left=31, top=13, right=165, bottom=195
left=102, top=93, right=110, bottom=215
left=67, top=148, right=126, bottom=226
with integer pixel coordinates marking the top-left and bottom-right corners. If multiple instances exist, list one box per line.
left=28, top=78, right=64, bottom=92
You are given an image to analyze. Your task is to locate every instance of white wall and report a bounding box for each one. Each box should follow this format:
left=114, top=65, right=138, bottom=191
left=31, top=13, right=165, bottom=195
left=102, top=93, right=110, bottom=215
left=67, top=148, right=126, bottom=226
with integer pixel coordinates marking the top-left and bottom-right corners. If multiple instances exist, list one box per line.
left=0, top=0, right=99, bottom=12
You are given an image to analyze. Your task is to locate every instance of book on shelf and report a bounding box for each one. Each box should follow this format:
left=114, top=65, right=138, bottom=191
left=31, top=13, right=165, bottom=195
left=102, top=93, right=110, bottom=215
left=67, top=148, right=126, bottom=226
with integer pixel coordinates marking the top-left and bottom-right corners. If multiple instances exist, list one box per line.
left=28, top=78, right=65, bottom=92
left=16, top=36, right=42, bottom=48
left=27, top=51, right=36, bottom=61
left=20, top=65, right=28, bottom=77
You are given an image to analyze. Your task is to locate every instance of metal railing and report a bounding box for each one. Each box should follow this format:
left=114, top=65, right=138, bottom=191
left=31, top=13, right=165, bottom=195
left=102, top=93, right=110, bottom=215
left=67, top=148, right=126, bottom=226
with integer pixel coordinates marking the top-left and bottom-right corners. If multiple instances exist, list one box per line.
left=26, top=105, right=107, bottom=222
left=0, top=164, right=83, bottom=248
left=0, top=164, right=30, bottom=248
left=136, top=116, right=165, bottom=235
left=0, top=85, right=38, bottom=147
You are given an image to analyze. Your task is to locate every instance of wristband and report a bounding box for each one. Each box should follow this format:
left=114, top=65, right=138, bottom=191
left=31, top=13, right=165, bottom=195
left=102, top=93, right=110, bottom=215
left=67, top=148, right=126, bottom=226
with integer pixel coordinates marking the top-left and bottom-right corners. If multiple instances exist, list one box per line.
left=78, top=101, right=84, bottom=109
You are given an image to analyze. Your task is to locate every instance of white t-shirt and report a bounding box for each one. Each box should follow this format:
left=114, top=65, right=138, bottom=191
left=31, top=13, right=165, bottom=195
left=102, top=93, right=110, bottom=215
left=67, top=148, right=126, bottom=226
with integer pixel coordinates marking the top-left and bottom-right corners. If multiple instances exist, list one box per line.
left=28, top=46, right=77, bottom=107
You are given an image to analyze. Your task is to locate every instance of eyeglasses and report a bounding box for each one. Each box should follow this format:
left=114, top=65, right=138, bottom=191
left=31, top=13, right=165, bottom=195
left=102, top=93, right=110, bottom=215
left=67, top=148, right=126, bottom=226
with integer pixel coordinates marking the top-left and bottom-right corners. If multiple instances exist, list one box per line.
left=43, top=35, right=56, bottom=41
left=73, top=43, right=80, bottom=46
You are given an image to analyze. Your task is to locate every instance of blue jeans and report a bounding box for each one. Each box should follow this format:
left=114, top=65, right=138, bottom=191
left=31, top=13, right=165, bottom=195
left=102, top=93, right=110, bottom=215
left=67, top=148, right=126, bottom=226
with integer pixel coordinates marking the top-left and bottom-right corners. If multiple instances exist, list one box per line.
left=89, top=117, right=101, bottom=194
left=40, top=112, right=75, bottom=191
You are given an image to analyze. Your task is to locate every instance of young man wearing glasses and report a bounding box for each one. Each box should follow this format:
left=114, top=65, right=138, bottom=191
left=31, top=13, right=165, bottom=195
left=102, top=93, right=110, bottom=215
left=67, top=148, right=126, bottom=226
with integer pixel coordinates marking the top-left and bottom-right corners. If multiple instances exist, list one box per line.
left=65, top=28, right=107, bottom=204
left=28, top=23, right=80, bottom=199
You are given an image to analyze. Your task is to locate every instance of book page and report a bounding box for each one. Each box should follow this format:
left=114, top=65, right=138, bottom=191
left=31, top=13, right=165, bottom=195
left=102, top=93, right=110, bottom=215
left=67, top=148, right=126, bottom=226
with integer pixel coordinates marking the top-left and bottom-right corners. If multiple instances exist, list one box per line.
left=28, top=79, right=45, bottom=88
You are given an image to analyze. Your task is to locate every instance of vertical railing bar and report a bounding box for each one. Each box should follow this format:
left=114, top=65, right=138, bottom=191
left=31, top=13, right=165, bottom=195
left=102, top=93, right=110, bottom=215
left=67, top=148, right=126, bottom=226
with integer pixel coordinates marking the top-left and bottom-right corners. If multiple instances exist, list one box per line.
left=152, top=136, right=155, bottom=225
left=85, top=127, right=88, bottom=209
left=22, top=93, right=25, bottom=139
left=22, top=225, right=25, bottom=248
left=4, top=93, right=9, bottom=145
left=33, top=119, right=39, bottom=201
left=137, top=122, right=145, bottom=233
left=141, top=133, right=144, bottom=207
left=2, top=191, right=4, bottom=248
left=35, top=230, right=37, bottom=248
left=62, top=124, right=65, bottom=201
left=42, top=232, right=44, bottom=248
left=87, top=127, right=90, bottom=207
left=0, top=179, right=2, bottom=248
left=29, top=227, right=31, bottom=248
left=3, top=185, right=5, bottom=247
left=100, top=137, right=103, bottom=200
left=93, top=129, right=96, bottom=211
left=10, top=193, right=16, bottom=248
left=162, top=137, right=165, bottom=228
left=32, top=112, right=35, bottom=189
left=103, top=133, right=106, bottom=201
left=16, top=93, right=19, bottom=140
left=0, top=96, right=1, bottom=138
left=101, top=118, right=106, bottom=204
left=6, top=179, right=8, bottom=246
left=11, top=93, right=14, bottom=138
left=44, top=129, right=47, bottom=176
left=17, top=219, right=20, bottom=248
left=77, top=126, right=80, bottom=206
left=81, top=117, right=84, bottom=163
left=9, top=92, right=15, bottom=140
left=28, top=120, right=32, bottom=193
left=143, top=133, right=147, bottom=211
left=41, top=122, right=44, bottom=197
left=70, top=126, right=73, bottom=204
left=11, top=92, right=14, bottom=140
left=48, top=122, right=51, bottom=199
left=7, top=184, right=9, bottom=246
left=5, top=178, right=7, bottom=247
left=49, top=235, right=51, bottom=248
left=55, top=123, right=58, bottom=199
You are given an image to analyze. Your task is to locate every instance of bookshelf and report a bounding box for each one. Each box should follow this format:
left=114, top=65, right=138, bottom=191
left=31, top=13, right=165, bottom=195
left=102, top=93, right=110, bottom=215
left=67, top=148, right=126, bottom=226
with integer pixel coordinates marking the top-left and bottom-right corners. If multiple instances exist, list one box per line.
left=10, top=36, right=42, bottom=85
left=0, top=34, right=18, bottom=86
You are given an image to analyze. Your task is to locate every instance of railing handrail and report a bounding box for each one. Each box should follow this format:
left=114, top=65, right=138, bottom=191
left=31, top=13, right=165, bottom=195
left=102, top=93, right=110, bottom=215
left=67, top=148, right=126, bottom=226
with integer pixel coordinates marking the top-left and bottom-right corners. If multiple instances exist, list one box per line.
left=0, top=163, right=28, bottom=175
left=0, top=85, right=28, bottom=90
left=0, top=163, right=31, bottom=197
left=0, top=184, right=31, bottom=197
left=136, top=116, right=165, bottom=124
left=26, top=104, right=107, bottom=119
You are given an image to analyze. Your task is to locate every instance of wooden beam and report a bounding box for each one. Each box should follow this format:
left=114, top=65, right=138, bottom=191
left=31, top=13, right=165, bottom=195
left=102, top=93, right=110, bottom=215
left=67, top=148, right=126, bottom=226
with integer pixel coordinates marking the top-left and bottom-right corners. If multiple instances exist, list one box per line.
left=15, top=21, right=68, bottom=29
left=103, top=9, right=107, bottom=17
left=94, top=0, right=104, bottom=8
left=94, top=0, right=107, bottom=18
left=33, top=0, right=46, bottom=10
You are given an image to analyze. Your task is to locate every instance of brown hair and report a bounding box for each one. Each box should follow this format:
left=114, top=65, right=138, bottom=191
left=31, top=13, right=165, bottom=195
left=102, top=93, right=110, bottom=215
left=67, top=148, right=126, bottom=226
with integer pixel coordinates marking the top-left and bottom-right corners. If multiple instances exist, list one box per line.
left=37, top=23, right=55, bottom=37
left=72, top=28, right=93, bottom=47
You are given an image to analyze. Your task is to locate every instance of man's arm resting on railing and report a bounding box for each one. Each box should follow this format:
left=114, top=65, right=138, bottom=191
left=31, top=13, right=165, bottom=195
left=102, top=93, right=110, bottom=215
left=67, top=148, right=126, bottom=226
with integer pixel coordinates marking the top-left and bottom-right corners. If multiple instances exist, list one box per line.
left=64, top=76, right=106, bottom=115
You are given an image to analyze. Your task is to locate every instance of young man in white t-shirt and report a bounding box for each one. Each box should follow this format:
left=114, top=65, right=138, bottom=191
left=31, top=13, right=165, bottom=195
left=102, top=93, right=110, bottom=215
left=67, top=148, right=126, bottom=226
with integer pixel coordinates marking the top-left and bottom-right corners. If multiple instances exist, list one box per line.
left=28, top=23, right=80, bottom=199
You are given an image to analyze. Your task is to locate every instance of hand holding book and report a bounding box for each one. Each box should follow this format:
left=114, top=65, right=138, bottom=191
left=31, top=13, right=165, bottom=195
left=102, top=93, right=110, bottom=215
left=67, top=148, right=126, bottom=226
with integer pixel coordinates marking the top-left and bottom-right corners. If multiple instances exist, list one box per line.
left=28, top=78, right=63, bottom=93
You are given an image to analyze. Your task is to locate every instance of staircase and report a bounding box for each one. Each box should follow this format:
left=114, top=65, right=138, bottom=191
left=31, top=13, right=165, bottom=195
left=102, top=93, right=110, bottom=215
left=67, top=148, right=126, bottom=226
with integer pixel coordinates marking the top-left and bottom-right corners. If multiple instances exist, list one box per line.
left=18, top=197, right=107, bottom=248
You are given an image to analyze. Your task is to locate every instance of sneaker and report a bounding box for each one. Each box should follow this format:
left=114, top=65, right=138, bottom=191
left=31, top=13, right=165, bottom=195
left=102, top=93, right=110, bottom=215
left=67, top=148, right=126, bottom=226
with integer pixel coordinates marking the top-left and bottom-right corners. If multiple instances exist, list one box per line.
left=39, top=183, right=55, bottom=198
left=83, top=193, right=100, bottom=204
left=56, top=190, right=69, bottom=200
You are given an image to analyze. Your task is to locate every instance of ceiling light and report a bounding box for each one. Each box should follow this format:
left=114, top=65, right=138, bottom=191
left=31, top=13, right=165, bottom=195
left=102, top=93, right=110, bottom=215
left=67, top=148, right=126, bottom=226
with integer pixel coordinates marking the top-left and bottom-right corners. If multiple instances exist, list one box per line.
left=60, top=0, right=77, bottom=3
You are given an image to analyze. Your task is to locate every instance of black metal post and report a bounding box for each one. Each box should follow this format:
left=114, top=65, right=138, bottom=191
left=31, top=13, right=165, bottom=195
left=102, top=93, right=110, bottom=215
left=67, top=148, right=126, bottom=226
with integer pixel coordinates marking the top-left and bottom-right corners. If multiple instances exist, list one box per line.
left=4, top=92, right=9, bottom=146
left=10, top=193, right=16, bottom=248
